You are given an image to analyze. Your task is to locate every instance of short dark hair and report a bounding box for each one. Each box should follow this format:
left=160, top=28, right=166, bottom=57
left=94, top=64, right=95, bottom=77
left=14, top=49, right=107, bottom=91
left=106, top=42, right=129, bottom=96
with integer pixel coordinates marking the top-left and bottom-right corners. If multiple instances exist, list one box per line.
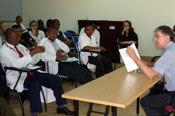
left=53, top=19, right=60, bottom=24
left=46, top=19, right=53, bottom=28
left=46, top=26, right=57, bottom=32
left=155, top=25, right=174, bottom=41
left=4, top=28, right=17, bottom=39
left=16, top=15, right=21, bottom=20
left=123, top=20, right=134, bottom=32
left=85, top=22, right=95, bottom=30
left=173, top=25, right=175, bottom=32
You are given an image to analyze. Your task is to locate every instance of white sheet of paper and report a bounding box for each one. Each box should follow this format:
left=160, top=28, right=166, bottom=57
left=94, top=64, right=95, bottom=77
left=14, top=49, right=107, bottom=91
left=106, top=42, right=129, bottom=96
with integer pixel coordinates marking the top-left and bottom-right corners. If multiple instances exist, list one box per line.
left=61, top=57, right=79, bottom=62
left=119, top=43, right=141, bottom=72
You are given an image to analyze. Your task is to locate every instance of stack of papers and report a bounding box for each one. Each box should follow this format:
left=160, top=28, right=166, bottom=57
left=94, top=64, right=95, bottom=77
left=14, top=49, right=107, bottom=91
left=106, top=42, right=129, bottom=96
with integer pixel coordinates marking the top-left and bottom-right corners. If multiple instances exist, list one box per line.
left=119, top=43, right=141, bottom=72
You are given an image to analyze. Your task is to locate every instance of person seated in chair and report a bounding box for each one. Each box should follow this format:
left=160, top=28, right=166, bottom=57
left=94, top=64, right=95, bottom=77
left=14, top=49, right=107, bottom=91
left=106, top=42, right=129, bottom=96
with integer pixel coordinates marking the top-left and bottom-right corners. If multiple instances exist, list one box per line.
left=38, top=19, right=47, bottom=34
left=27, top=20, right=45, bottom=44
left=126, top=25, right=175, bottom=116
left=0, top=21, right=9, bottom=47
left=52, top=19, right=71, bottom=45
left=11, top=16, right=27, bottom=32
left=12, top=25, right=36, bottom=49
left=39, top=27, right=93, bottom=84
left=0, top=28, right=73, bottom=116
left=79, top=22, right=100, bottom=47
left=78, top=23, right=113, bottom=78
left=118, top=20, right=138, bottom=48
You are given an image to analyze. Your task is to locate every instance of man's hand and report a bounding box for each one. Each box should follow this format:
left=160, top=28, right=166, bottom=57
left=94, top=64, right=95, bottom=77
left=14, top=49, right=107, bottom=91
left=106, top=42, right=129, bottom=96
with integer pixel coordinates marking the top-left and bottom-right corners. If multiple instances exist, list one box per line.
left=99, top=47, right=107, bottom=51
left=56, top=50, right=63, bottom=56
left=30, top=46, right=45, bottom=57
left=56, top=55, right=68, bottom=61
left=126, top=46, right=137, bottom=60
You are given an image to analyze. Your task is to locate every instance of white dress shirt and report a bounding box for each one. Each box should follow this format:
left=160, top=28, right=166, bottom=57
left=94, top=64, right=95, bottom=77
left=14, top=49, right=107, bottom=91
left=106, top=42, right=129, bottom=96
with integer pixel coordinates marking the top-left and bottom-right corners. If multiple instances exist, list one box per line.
left=80, top=27, right=100, bottom=47
left=11, top=23, right=27, bottom=32
left=29, top=30, right=45, bottom=43
left=38, top=38, right=70, bottom=103
left=0, top=42, right=40, bottom=92
left=39, top=37, right=70, bottom=74
left=78, top=33, right=98, bottom=72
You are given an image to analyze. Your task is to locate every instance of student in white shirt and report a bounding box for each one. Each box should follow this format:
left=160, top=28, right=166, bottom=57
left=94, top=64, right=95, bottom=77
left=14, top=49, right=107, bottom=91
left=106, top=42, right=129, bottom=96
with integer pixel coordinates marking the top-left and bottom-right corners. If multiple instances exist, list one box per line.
left=0, top=21, right=9, bottom=46
left=78, top=23, right=113, bottom=78
left=11, top=16, right=27, bottom=32
left=0, top=28, right=73, bottom=116
left=28, top=20, right=45, bottom=44
left=39, top=27, right=93, bottom=84
left=53, top=19, right=71, bottom=45
left=79, top=23, right=100, bottom=47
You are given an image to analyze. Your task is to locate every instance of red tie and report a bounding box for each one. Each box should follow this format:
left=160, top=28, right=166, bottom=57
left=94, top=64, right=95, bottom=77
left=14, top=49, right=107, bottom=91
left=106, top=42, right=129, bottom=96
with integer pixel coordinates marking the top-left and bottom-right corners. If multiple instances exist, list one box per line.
left=14, top=46, right=33, bottom=75
left=14, top=46, right=23, bottom=58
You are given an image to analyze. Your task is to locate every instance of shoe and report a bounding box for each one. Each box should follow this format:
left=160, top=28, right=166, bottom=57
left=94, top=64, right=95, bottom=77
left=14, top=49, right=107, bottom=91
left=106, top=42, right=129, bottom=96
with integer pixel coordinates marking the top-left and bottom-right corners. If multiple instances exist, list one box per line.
left=57, top=107, right=74, bottom=115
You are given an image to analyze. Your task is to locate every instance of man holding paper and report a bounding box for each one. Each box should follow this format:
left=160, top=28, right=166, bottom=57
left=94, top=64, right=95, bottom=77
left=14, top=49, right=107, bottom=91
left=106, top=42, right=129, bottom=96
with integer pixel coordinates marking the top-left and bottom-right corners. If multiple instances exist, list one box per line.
left=126, top=25, right=175, bottom=116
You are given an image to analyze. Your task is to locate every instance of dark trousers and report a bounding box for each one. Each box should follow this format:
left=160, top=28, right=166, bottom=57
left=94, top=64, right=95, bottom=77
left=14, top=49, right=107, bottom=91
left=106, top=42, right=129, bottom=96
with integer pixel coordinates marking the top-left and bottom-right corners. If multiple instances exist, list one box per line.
left=24, top=71, right=66, bottom=113
left=88, top=55, right=113, bottom=78
left=0, top=97, right=17, bottom=116
left=58, top=62, right=94, bottom=84
left=141, top=83, right=174, bottom=116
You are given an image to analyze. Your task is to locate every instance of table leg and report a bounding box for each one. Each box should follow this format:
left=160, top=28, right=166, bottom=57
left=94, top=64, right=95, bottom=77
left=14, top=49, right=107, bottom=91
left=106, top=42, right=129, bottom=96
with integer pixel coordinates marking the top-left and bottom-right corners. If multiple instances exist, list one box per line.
left=112, top=106, right=117, bottom=116
left=104, top=106, right=110, bottom=116
left=136, top=97, right=140, bottom=115
left=73, top=100, right=79, bottom=116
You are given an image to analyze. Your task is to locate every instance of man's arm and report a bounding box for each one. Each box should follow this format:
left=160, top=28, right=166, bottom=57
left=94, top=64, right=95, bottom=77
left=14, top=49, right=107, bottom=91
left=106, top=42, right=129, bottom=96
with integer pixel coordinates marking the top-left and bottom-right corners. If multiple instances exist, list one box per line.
left=83, top=46, right=106, bottom=51
left=126, top=46, right=159, bottom=79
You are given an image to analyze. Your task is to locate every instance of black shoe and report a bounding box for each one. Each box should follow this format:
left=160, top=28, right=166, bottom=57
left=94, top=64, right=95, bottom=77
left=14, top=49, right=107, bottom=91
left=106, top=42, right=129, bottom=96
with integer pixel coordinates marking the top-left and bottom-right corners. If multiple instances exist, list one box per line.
left=57, top=107, right=74, bottom=115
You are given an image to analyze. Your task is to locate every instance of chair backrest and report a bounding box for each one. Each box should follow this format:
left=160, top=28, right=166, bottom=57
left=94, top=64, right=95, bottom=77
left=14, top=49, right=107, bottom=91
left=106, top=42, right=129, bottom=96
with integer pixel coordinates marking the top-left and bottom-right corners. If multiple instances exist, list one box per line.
left=66, top=30, right=76, bottom=36
left=63, top=32, right=72, bottom=38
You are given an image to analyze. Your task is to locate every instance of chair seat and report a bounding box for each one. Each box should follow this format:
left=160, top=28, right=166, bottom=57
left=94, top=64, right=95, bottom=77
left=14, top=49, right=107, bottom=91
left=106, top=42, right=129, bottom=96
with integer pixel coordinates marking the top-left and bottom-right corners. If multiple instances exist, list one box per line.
left=165, top=105, right=175, bottom=112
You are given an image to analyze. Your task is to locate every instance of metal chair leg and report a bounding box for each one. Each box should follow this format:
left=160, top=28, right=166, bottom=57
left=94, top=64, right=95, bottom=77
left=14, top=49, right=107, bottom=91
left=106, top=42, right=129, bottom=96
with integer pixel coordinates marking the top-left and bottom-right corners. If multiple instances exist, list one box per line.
left=41, top=87, right=47, bottom=112
left=87, top=103, right=93, bottom=116
left=74, top=82, right=78, bottom=88
left=17, top=92, right=25, bottom=116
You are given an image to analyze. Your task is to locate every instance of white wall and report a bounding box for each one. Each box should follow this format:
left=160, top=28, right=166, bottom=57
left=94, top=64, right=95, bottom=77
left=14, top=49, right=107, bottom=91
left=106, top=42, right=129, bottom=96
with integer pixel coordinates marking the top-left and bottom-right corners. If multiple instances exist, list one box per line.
left=22, top=0, right=175, bottom=56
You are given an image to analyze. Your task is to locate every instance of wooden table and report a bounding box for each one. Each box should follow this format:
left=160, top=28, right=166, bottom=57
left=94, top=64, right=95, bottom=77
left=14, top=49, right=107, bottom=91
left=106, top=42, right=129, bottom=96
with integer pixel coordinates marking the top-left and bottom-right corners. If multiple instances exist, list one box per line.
left=62, top=67, right=163, bottom=116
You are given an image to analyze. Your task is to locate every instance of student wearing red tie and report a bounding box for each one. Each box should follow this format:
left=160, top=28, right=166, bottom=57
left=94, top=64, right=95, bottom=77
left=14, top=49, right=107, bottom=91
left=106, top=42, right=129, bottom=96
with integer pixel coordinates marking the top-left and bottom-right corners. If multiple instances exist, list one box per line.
left=0, top=28, right=73, bottom=116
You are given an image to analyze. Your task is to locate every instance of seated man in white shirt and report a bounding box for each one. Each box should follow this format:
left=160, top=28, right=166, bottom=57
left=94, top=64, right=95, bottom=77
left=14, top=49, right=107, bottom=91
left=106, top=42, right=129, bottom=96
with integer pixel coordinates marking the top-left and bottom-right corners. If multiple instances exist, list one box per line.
left=0, top=28, right=73, bottom=116
left=79, top=22, right=100, bottom=47
left=39, top=27, right=93, bottom=84
left=53, top=19, right=71, bottom=45
left=78, top=23, right=113, bottom=78
left=11, top=16, right=27, bottom=32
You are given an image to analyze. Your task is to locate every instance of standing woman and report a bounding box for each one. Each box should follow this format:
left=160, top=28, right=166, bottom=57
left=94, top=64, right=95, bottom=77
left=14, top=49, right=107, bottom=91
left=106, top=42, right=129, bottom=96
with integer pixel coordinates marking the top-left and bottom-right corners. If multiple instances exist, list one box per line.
left=118, top=20, right=138, bottom=48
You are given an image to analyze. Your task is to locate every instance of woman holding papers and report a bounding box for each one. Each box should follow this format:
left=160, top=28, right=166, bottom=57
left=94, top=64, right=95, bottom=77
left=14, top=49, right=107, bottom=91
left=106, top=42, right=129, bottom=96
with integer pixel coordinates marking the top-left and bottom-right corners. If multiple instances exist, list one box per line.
left=118, top=20, right=138, bottom=48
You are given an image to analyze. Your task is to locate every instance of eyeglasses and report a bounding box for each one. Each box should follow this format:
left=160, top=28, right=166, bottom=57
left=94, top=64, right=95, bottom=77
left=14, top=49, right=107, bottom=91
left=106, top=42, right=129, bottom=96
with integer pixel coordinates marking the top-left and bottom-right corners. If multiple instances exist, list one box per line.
left=124, top=25, right=130, bottom=27
left=31, top=24, right=38, bottom=26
